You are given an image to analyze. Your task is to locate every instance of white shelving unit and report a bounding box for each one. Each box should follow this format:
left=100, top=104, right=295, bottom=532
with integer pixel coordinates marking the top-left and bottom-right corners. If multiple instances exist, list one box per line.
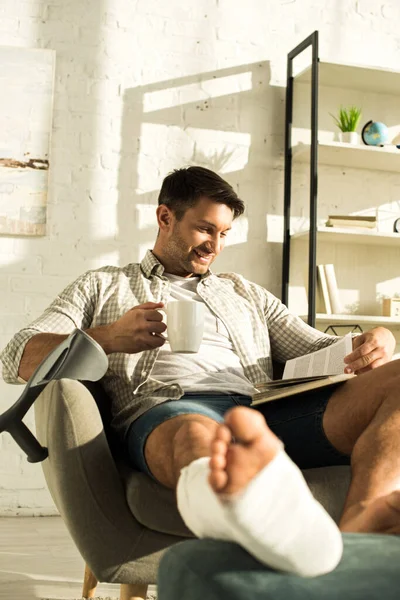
left=300, top=314, right=400, bottom=327
left=291, top=227, right=400, bottom=247
left=286, top=54, right=400, bottom=336
left=295, top=60, right=400, bottom=95
left=293, top=141, right=400, bottom=173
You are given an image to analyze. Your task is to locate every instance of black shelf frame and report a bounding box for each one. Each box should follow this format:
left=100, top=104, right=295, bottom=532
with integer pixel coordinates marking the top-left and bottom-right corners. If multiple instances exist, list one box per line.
left=282, top=31, right=319, bottom=327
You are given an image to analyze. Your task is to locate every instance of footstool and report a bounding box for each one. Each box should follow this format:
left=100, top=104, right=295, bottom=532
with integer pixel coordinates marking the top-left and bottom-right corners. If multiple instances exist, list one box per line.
left=158, top=534, right=400, bottom=600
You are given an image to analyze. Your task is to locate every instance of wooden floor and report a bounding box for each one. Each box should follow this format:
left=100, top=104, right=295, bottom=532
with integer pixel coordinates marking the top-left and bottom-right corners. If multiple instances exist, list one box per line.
left=0, top=516, right=156, bottom=599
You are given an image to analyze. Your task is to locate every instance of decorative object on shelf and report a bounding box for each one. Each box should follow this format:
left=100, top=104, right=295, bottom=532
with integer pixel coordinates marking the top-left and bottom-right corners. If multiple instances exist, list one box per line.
left=316, top=265, right=332, bottom=315
left=326, top=214, right=377, bottom=229
left=330, top=105, right=362, bottom=144
left=361, top=120, right=389, bottom=146
left=382, top=298, right=400, bottom=318
left=393, top=217, right=400, bottom=233
left=324, top=264, right=343, bottom=314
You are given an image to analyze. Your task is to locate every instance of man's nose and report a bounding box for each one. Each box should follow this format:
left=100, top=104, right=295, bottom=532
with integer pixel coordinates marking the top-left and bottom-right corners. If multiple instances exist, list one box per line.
left=211, top=234, right=223, bottom=254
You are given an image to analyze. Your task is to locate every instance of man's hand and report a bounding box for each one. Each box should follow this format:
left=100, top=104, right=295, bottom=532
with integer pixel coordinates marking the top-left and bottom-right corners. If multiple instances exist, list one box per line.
left=344, top=326, right=396, bottom=375
left=106, top=302, right=167, bottom=354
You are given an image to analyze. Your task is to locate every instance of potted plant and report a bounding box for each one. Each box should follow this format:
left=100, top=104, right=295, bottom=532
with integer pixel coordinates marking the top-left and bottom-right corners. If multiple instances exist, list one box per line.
left=330, top=106, right=362, bottom=144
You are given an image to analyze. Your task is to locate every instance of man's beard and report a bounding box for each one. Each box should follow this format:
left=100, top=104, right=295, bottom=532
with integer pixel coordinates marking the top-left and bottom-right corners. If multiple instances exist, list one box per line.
left=167, top=231, right=212, bottom=275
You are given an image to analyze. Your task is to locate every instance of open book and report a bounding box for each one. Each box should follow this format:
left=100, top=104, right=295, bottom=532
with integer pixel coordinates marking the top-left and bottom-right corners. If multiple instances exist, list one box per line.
left=251, top=333, right=355, bottom=406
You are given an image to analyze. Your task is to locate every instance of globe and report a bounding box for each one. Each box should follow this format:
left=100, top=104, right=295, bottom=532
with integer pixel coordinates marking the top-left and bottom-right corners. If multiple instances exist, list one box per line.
left=361, top=120, right=389, bottom=146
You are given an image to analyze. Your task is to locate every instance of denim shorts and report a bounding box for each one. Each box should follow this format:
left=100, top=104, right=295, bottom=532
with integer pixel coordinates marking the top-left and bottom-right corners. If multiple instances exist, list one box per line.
left=125, top=385, right=350, bottom=480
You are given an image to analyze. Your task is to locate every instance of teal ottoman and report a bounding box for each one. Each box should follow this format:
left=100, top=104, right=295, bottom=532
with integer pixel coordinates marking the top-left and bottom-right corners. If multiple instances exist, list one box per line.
left=158, top=534, right=400, bottom=599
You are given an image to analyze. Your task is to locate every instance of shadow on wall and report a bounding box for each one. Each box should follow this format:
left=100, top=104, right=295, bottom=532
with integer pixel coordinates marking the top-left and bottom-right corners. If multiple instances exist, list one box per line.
left=117, top=62, right=286, bottom=294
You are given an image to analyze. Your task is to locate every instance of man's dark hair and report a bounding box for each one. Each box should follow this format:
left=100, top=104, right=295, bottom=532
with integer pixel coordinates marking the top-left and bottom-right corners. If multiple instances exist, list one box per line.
left=158, top=166, right=245, bottom=220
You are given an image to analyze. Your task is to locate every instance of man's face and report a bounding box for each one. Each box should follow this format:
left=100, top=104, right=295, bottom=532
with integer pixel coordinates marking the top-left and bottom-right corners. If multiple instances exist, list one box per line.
left=157, top=196, right=234, bottom=277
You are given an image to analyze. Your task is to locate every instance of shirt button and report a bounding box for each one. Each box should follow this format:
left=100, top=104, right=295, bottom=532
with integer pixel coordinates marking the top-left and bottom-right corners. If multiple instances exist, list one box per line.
left=142, top=370, right=148, bottom=377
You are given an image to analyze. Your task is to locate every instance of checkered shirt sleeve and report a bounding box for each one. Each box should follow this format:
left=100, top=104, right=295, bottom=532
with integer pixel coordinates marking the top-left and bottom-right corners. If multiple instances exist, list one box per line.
left=1, top=271, right=96, bottom=383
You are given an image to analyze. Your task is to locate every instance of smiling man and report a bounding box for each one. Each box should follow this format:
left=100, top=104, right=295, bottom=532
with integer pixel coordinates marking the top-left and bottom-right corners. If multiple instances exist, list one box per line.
left=1, top=166, right=398, bottom=577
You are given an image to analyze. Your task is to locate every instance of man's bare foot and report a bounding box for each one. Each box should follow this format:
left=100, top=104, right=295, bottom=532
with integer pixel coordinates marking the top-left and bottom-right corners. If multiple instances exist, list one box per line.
left=179, top=406, right=343, bottom=576
left=208, top=406, right=282, bottom=495
left=340, top=490, right=400, bottom=534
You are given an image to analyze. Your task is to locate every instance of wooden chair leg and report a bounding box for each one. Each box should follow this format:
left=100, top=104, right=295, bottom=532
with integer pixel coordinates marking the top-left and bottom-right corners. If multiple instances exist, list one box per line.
left=82, top=564, right=98, bottom=599
left=120, top=583, right=148, bottom=600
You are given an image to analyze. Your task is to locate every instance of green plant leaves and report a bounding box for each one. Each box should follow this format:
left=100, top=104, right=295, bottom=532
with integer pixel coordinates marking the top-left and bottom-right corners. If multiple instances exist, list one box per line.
left=330, top=106, right=362, bottom=132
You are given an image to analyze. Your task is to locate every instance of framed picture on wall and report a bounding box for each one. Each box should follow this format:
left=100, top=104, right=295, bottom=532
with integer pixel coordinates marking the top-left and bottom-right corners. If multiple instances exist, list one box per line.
left=0, top=46, right=55, bottom=236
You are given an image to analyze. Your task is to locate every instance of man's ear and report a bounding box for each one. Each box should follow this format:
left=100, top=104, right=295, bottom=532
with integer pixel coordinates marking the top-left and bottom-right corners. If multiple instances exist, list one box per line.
left=156, top=205, right=174, bottom=231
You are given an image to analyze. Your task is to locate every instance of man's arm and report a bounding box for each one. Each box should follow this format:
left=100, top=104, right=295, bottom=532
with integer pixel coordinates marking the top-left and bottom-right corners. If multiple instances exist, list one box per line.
left=17, top=326, right=115, bottom=382
left=1, top=270, right=101, bottom=384
left=16, top=302, right=167, bottom=382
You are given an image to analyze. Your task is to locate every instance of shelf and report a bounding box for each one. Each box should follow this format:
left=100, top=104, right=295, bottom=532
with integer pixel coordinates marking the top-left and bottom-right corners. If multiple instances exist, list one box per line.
left=285, top=38, right=400, bottom=337
left=293, top=141, right=400, bottom=173
left=291, top=226, right=400, bottom=246
left=295, top=61, right=400, bottom=95
left=300, top=314, right=400, bottom=326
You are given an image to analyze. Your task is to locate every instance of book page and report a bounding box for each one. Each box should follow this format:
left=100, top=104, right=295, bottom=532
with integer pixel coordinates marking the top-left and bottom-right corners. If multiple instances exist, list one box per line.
left=282, top=333, right=353, bottom=379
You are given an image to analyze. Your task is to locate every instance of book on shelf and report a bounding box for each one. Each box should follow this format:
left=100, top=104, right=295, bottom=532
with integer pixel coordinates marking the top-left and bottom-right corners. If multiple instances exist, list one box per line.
left=324, top=263, right=343, bottom=314
left=316, top=264, right=332, bottom=314
left=251, top=334, right=354, bottom=406
left=326, top=214, right=377, bottom=229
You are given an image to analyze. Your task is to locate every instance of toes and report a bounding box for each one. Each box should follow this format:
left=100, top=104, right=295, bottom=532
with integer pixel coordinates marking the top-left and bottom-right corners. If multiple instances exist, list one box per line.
left=224, top=406, right=270, bottom=443
left=211, top=438, right=227, bottom=456
left=215, top=423, right=232, bottom=444
left=209, top=450, right=226, bottom=471
left=209, top=468, right=228, bottom=492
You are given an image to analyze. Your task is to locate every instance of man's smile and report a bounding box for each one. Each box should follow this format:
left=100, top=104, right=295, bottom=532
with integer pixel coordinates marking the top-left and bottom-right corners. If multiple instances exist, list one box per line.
left=193, top=249, right=214, bottom=263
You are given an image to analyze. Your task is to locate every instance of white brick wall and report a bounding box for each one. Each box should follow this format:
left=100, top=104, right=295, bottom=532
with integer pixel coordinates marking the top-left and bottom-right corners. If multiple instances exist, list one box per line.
left=1, top=0, right=400, bottom=514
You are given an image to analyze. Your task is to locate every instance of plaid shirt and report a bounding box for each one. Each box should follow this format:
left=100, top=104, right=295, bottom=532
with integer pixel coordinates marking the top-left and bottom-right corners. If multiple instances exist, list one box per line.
left=1, top=250, right=338, bottom=439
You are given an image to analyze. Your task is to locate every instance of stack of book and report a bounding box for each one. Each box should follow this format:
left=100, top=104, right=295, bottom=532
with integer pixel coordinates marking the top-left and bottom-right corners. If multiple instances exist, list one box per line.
left=316, top=264, right=342, bottom=315
left=326, top=214, right=377, bottom=229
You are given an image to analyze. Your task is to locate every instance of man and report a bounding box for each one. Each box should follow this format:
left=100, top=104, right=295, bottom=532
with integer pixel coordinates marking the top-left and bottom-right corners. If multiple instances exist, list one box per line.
left=1, top=167, right=398, bottom=576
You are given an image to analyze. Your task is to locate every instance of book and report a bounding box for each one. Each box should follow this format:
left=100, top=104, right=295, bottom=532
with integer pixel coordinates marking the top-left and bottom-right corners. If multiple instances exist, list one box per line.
left=316, top=264, right=332, bottom=314
left=251, top=373, right=354, bottom=405
left=251, top=333, right=354, bottom=406
left=326, top=215, right=377, bottom=229
left=324, top=264, right=343, bottom=314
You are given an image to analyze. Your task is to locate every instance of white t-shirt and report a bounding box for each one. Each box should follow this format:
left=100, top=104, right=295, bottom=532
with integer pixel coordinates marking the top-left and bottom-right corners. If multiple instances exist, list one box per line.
left=151, top=273, right=257, bottom=396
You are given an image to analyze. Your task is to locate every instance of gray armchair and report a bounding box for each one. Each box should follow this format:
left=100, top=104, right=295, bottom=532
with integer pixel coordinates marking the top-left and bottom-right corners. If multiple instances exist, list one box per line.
left=34, top=380, right=352, bottom=600
left=2, top=330, right=352, bottom=599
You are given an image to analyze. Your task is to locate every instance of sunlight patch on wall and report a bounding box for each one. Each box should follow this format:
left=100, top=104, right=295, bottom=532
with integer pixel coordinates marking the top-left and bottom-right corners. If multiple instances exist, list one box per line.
left=225, top=215, right=248, bottom=247
left=266, top=214, right=284, bottom=243
left=142, top=72, right=253, bottom=113
left=90, top=250, right=119, bottom=268
left=136, top=203, right=157, bottom=230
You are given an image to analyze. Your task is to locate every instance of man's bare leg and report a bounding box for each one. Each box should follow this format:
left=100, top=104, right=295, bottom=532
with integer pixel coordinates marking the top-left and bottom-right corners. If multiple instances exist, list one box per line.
left=144, top=413, right=220, bottom=488
left=320, top=358, right=400, bottom=533
left=145, top=407, right=342, bottom=575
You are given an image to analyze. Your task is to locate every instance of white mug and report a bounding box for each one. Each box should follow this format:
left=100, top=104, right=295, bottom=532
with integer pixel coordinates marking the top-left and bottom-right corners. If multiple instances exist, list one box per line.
left=165, top=300, right=205, bottom=353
